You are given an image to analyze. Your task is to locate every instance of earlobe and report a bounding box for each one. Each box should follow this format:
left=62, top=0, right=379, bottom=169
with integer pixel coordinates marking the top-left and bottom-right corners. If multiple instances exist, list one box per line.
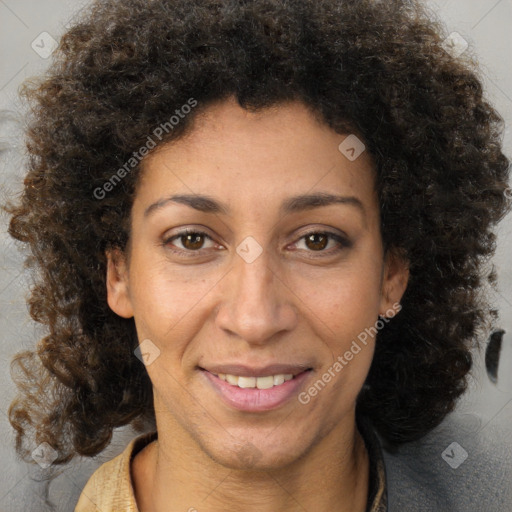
left=379, top=248, right=409, bottom=318
left=106, top=248, right=134, bottom=318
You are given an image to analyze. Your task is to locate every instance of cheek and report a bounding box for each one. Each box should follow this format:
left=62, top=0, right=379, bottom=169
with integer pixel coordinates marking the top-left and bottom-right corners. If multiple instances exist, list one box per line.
left=128, top=254, right=215, bottom=336
left=291, top=260, right=382, bottom=338
left=289, top=257, right=381, bottom=391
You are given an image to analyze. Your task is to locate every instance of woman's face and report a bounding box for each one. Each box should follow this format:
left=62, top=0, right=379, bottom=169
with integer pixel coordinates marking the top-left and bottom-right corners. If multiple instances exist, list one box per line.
left=107, top=96, right=408, bottom=470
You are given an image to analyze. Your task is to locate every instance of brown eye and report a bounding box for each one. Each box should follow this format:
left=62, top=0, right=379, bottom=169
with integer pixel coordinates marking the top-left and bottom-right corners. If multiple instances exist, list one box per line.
left=293, top=230, right=351, bottom=256
left=304, top=233, right=329, bottom=251
left=164, top=229, right=217, bottom=255
left=180, top=232, right=206, bottom=250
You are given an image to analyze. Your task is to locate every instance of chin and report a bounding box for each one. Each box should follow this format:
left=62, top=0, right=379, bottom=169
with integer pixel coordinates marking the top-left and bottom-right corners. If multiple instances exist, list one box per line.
left=203, top=436, right=307, bottom=471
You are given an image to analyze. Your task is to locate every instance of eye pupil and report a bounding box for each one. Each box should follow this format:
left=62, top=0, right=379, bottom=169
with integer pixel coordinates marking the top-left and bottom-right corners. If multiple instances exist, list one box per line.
left=182, top=233, right=204, bottom=250
left=305, top=233, right=328, bottom=251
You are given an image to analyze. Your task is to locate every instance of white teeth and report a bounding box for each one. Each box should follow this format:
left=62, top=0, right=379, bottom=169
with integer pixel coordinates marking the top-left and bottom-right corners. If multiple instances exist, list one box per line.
left=225, top=374, right=238, bottom=386
left=216, top=373, right=295, bottom=389
left=273, top=374, right=285, bottom=386
left=238, top=376, right=256, bottom=388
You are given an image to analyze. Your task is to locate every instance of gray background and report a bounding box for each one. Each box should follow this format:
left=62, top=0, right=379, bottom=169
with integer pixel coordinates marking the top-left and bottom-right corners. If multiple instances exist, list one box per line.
left=0, top=0, right=511, bottom=510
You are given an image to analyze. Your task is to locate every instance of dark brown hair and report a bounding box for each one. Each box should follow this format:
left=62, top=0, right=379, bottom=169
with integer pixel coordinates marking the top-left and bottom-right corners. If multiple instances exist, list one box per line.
left=6, top=0, right=510, bottom=467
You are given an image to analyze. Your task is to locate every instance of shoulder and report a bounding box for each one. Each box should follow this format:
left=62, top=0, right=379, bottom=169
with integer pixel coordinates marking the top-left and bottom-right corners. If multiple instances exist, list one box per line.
left=74, top=431, right=158, bottom=512
left=381, top=411, right=512, bottom=512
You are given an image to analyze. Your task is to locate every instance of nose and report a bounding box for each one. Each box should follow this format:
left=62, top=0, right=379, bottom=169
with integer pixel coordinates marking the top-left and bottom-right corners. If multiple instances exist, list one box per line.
left=214, top=243, right=298, bottom=345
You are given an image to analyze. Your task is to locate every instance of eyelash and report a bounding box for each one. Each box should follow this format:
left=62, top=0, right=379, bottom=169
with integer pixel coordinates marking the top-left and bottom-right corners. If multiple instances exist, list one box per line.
left=163, top=228, right=351, bottom=258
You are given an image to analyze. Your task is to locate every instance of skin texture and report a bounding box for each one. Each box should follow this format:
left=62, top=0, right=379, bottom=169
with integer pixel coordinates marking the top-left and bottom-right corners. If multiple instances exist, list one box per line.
left=106, top=97, right=409, bottom=511
left=8, top=1, right=511, bottom=475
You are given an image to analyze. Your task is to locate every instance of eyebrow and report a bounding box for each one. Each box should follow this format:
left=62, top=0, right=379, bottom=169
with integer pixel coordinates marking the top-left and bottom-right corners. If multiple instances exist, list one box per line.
left=144, top=192, right=366, bottom=218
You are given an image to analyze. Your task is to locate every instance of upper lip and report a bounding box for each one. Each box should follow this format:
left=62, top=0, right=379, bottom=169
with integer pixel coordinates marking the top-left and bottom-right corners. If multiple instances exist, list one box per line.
left=200, top=363, right=313, bottom=378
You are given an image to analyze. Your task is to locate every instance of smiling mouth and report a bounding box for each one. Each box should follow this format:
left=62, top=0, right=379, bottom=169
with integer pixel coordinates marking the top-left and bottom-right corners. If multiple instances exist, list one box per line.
left=199, top=368, right=313, bottom=390
left=200, top=367, right=313, bottom=412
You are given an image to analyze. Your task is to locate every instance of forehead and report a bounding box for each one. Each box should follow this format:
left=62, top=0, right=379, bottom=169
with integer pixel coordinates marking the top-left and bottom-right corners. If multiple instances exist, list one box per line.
left=136, top=97, right=378, bottom=220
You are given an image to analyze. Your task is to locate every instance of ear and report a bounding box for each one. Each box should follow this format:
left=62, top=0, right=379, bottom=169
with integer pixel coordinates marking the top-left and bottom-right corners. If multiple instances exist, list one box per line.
left=379, top=247, right=409, bottom=318
left=106, top=248, right=134, bottom=318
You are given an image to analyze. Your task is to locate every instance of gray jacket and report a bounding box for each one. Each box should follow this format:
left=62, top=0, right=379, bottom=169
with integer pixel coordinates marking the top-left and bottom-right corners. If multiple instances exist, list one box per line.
left=381, top=410, right=512, bottom=511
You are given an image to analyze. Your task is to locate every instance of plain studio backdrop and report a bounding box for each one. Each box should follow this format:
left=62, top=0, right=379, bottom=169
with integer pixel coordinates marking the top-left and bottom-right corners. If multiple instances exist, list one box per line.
left=0, top=1, right=511, bottom=510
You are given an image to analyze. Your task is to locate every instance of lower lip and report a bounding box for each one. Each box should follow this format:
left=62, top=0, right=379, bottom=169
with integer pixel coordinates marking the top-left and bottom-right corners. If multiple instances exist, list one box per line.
left=201, top=369, right=312, bottom=412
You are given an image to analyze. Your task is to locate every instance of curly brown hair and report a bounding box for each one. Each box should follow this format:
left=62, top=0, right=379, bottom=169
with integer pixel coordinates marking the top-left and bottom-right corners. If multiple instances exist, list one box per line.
left=6, top=0, right=510, bottom=467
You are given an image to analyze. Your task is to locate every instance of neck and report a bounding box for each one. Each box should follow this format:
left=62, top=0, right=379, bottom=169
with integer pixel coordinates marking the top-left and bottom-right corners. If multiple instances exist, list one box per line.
left=133, top=409, right=369, bottom=512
